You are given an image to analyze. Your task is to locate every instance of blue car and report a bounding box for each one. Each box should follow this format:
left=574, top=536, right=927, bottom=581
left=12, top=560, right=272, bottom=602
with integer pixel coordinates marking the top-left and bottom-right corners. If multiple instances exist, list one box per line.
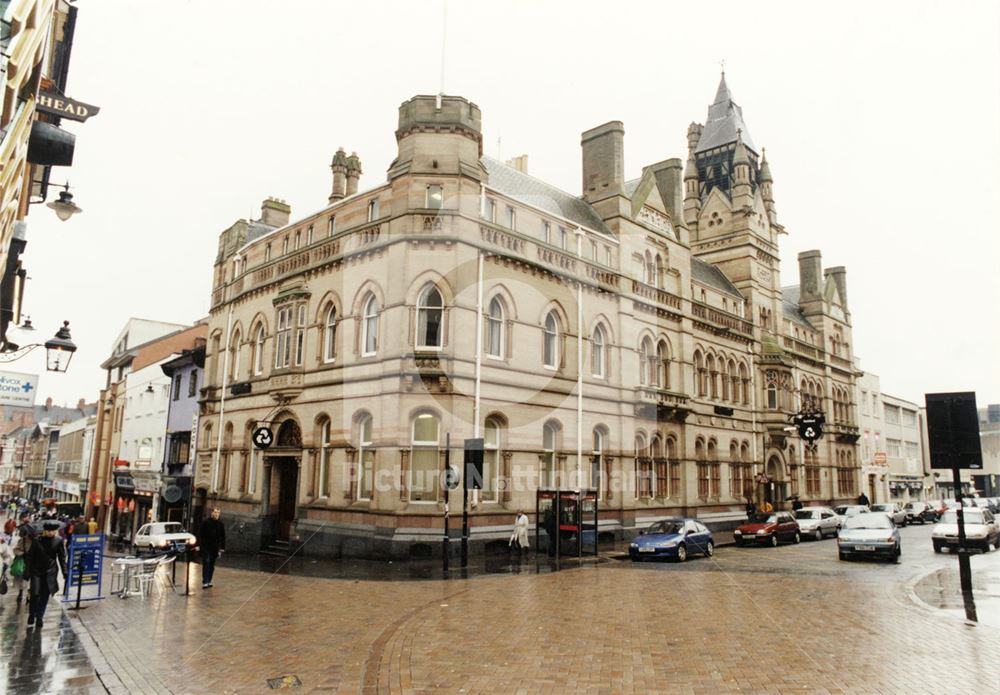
left=628, top=518, right=714, bottom=562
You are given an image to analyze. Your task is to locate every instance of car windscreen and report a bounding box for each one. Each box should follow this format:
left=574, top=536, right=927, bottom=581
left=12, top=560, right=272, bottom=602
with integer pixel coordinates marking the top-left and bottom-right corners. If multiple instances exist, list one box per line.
left=648, top=521, right=682, bottom=535
left=870, top=505, right=890, bottom=512
left=750, top=514, right=779, bottom=524
left=158, top=523, right=184, bottom=534
left=834, top=506, right=849, bottom=515
left=794, top=511, right=818, bottom=520
left=941, top=510, right=984, bottom=525
left=844, top=514, right=892, bottom=530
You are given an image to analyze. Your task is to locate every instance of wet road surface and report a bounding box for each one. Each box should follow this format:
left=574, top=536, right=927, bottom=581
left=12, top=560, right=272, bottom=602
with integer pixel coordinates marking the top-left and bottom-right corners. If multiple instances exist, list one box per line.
left=1, top=523, right=998, bottom=693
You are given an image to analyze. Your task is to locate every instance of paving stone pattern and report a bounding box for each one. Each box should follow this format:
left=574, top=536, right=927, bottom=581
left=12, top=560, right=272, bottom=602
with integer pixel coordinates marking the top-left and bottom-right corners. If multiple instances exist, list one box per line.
left=4, top=547, right=1000, bottom=694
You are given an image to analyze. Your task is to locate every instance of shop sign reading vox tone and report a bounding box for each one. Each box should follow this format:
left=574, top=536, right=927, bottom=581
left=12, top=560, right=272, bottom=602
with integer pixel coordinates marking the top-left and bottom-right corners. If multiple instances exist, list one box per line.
left=0, top=371, right=39, bottom=407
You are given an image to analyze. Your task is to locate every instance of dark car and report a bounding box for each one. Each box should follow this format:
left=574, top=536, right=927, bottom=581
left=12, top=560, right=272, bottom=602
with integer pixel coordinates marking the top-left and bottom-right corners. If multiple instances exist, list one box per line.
left=628, top=518, right=714, bottom=562
left=733, top=512, right=800, bottom=547
left=903, top=501, right=938, bottom=524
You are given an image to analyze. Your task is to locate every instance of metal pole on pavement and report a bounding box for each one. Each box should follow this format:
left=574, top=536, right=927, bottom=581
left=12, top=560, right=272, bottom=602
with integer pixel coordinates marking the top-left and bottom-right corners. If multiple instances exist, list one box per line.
left=443, top=433, right=450, bottom=573
left=953, top=464, right=978, bottom=621
left=69, top=550, right=86, bottom=611
left=461, top=462, right=469, bottom=568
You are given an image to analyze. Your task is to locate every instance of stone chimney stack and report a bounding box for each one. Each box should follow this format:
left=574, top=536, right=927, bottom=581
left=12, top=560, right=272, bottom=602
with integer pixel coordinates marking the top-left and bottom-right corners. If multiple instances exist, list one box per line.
left=329, top=148, right=348, bottom=202
left=45, top=397, right=53, bottom=411
left=261, top=197, right=291, bottom=228
left=798, top=250, right=824, bottom=313
left=581, top=121, right=625, bottom=201
left=505, top=154, right=529, bottom=173
left=77, top=398, right=86, bottom=411
left=825, top=266, right=848, bottom=311
left=345, top=152, right=362, bottom=196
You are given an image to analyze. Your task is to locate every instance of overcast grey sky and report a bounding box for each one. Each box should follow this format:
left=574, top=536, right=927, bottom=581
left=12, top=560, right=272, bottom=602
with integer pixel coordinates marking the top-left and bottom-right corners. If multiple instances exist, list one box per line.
left=17, top=0, right=1000, bottom=409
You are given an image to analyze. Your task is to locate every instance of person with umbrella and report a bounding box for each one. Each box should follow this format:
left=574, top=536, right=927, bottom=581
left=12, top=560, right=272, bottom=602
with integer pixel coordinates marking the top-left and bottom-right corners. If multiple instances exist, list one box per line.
left=788, top=494, right=804, bottom=512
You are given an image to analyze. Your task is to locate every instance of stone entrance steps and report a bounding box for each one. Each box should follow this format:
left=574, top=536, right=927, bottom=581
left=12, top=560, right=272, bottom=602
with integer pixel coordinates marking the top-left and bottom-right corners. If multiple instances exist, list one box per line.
left=259, top=539, right=292, bottom=557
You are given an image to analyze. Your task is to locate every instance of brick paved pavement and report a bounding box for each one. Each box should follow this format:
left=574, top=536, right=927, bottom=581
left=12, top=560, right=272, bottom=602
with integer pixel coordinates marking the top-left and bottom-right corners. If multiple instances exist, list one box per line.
left=4, top=525, right=1000, bottom=694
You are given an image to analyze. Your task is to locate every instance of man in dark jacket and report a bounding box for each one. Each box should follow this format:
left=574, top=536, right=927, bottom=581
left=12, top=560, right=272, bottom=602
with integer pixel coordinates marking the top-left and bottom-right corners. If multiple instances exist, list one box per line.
left=25, top=521, right=67, bottom=629
left=197, top=508, right=226, bottom=589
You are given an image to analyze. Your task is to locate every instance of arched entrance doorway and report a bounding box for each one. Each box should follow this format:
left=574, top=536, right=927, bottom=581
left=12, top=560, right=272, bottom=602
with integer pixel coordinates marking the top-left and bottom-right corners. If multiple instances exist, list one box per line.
left=765, top=455, right=787, bottom=510
left=264, top=419, right=302, bottom=542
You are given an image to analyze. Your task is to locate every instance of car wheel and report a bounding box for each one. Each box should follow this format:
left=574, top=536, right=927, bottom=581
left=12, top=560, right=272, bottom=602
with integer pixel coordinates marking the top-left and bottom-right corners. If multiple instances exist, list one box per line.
left=793, top=531, right=801, bottom=544
left=704, top=540, right=714, bottom=558
left=676, top=543, right=687, bottom=562
left=839, top=550, right=848, bottom=561
left=893, top=545, right=901, bottom=563
left=933, top=542, right=942, bottom=553
left=769, top=535, right=778, bottom=548
left=815, top=528, right=823, bottom=541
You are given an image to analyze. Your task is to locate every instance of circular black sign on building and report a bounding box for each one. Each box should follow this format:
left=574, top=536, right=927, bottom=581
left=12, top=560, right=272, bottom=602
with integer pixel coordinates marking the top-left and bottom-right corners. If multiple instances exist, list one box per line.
left=253, top=426, right=274, bottom=449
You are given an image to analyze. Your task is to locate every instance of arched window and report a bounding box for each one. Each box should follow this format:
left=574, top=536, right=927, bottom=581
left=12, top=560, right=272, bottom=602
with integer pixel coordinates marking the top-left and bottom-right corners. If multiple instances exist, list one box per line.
left=230, top=330, right=242, bottom=382
left=651, top=435, right=666, bottom=497
left=719, top=358, right=729, bottom=401
left=639, top=338, right=652, bottom=386
left=591, top=325, right=606, bottom=378
left=694, top=351, right=705, bottom=396
left=728, top=359, right=739, bottom=404
left=543, top=312, right=559, bottom=368
left=357, top=414, right=373, bottom=500
left=417, top=286, right=444, bottom=348
left=318, top=418, right=331, bottom=498
left=253, top=325, right=265, bottom=375
left=739, top=362, right=749, bottom=404
left=486, top=297, right=504, bottom=359
left=362, top=294, right=379, bottom=355
left=323, top=305, right=337, bottom=363
left=482, top=417, right=502, bottom=501
left=542, top=422, right=559, bottom=487
left=655, top=254, right=664, bottom=288
left=706, top=354, right=718, bottom=399
left=655, top=340, right=668, bottom=388
left=767, top=383, right=778, bottom=410
left=592, top=427, right=605, bottom=495
left=410, top=413, right=439, bottom=502
left=635, top=433, right=651, bottom=498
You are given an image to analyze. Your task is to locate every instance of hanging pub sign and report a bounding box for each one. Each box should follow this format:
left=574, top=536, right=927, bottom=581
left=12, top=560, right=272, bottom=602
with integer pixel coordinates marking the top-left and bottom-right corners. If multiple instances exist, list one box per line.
left=36, top=90, right=101, bottom=122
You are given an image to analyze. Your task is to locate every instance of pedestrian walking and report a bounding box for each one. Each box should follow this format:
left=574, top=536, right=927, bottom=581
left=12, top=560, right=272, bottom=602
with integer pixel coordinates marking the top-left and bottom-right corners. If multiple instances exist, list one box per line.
left=12, top=513, right=35, bottom=604
left=857, top=492, right=870, bottom=507
left=509, top=510, right=530, bottom=552
left=25, top=521, right=67, bottom=629
left=3, top=517, right=15, bottom=535
left=87, top=517, right=98, bottom=535
left=0, top=535, right=14, bottom=599
left=745, top=498, right=757, bottom=520
left=791, top=498, right=804, bottom=512
left=197, top=508, right=226, bottom=589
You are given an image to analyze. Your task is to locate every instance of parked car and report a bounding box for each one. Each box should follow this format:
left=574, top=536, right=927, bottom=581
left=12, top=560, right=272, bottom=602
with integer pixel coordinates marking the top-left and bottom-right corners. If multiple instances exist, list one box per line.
left=837, top=512, right=901, bottom=562
left=733, top=512, right=800, bottom=547
left=628, top=518, right=714, bottom=562
left=971, top=497, right=1000, bottom=514
left=833, top=505, right=869, bottom=528
left=793, top=507, right=839, bottom=540
left=931, top=509, right=1000, bottom=553
left=870, top=503, right=907, bottom=527
left=903, top=501, right=938, bottom=524
left=133, top=522, right=197, bottom=553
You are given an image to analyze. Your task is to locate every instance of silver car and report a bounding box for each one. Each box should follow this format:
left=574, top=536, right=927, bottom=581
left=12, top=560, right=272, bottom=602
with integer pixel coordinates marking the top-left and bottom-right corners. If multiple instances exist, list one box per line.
left=793, top=507, right=839, bottom=540
left=838, top=512, right=901, bottom=562
left=870, top=503, right=907, bottom=527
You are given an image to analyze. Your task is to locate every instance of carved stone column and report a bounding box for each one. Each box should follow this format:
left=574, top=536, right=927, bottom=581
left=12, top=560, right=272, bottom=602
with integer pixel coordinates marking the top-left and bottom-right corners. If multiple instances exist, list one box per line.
left=603, top=455, right=614, bottom=500
left=344, top=446, right=357, bottom=501
left=556, top=454, right=568, bottom=489
left=501, top=451, right=513, bottom=504
left=399, top=448, right=410, bottom=502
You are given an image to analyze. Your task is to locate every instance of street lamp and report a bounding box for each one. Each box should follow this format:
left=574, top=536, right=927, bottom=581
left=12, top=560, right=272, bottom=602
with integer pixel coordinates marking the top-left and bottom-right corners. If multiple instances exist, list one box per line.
left=44, top=321, right=77, bottom=372
left=46, top=183, right=83, bottom=221
left=0, top=320, right=78, bottom=372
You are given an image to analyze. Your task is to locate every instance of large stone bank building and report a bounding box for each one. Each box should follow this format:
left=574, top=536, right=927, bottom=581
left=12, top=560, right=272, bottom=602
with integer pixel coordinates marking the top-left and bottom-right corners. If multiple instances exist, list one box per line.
left=196, top=77, right=862, bottom=556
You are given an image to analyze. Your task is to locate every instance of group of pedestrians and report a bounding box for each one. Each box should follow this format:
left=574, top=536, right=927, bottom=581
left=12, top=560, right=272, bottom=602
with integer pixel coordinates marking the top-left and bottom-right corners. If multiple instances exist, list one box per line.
left=0, top=508, right=68, bottom=630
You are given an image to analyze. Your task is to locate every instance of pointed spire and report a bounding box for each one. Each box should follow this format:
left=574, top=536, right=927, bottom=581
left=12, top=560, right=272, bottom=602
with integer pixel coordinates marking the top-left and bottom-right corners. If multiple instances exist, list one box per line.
left=759, top=147, right=773, bottom=183
left=713, top=71, right=731, bottom=105
left=684, top=153, right=698, bottom=181
left=733, top=130, right=749, bottom=165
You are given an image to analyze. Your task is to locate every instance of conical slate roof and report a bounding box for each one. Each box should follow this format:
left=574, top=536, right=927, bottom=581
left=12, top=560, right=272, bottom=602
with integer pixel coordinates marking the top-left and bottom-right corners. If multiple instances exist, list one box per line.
left=695, top=74, right=757, bottom=155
